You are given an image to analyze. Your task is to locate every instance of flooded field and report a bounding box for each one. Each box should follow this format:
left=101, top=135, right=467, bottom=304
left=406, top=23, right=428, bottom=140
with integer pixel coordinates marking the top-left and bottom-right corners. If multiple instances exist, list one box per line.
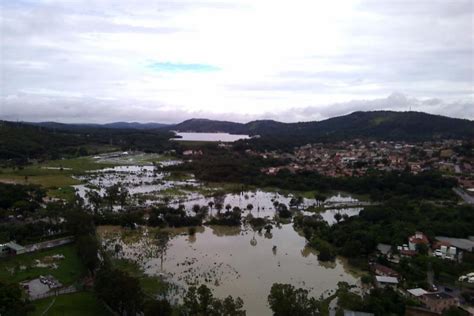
left=73, top=158, right=365, bottom=315
left=99, top=224, right=359, bottom=315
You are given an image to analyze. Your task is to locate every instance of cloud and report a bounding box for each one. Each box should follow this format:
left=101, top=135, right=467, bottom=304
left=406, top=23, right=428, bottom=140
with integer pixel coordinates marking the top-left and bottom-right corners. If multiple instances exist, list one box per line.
left=0, top=0, right=472, bottom=122
left=148, top=62, right=220, bottom=72
left=1, top=93, right=472, bottom=124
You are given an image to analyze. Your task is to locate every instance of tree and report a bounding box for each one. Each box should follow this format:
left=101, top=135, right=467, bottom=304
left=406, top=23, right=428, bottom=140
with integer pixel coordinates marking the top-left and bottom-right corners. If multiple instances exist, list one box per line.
left=85, top=190, right=102, bottom=213
left=184, top=284, right=245, bottom=316
left=144, top=299, right=172, bottom=316
left=247, top=203, right=254, bottom=211
left=0, top=281, right=34, bottom=316
left=268, top=283, right=319, bottom=316
left=334, top=212, right=342, bottom=223
left=95, top=268, right=143, bottom=315
left=225, top=204, right=232, bottom=212
left=76, top=234, right=99, bottom=274
left=193, top=204, right=201, bottom=213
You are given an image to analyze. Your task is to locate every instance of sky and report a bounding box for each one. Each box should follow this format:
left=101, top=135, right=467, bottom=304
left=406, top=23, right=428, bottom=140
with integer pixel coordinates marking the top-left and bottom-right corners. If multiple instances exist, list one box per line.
left=1, top=0, right=473, bottom=123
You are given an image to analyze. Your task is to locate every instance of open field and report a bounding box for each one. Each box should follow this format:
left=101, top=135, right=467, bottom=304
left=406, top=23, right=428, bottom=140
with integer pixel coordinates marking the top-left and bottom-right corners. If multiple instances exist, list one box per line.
left=0, top=244, right=84, bottom=285
left=30, top=291, right=112, bottom=316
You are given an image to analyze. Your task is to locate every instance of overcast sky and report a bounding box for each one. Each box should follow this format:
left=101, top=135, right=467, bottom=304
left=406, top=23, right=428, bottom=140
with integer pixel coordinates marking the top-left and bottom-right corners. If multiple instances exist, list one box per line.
left=1, top=0, right=473, bottom=123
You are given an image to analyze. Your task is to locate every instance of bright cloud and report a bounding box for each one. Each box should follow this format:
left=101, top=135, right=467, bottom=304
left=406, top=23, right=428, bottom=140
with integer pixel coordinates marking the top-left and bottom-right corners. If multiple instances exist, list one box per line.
left=1, top=0, right=473, bottom=123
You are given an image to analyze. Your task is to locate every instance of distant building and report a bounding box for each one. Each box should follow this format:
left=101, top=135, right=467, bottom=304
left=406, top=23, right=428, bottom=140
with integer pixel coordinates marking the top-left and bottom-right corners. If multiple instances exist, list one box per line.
left=432, top=241, right=458, bottom=260
left=435, top=236, right=474, bottom=253
left=407, top=288, right=428, bottom=298
left=409, top=232, right=429, bottom=251
left=419, top=292, right=458, bottom=314
left=0, top=242, right=26, bottom=257
left=375, top=276, right=398, bottom=288
left=370, top=263, right=400, bottom=278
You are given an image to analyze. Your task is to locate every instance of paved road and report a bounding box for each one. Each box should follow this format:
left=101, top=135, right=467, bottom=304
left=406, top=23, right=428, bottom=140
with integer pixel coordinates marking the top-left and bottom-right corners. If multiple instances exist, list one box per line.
left=453, top=188, right=474, bottom=205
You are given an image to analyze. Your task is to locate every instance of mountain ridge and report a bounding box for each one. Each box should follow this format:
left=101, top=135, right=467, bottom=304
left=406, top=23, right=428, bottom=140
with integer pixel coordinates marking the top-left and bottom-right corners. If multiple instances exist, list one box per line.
left=11, top=110, right=474, bottom=141
left=168, top=111, right=474, bottom=141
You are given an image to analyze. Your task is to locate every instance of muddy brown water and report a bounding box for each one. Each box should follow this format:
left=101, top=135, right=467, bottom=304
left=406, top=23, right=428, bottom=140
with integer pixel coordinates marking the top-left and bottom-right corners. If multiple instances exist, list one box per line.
left=100, top=224, right=359, bottom=315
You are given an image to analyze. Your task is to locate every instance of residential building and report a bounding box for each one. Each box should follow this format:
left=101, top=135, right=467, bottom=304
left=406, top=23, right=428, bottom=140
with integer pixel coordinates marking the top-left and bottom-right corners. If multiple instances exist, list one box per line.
left=419, top=292, right=458, bottom=314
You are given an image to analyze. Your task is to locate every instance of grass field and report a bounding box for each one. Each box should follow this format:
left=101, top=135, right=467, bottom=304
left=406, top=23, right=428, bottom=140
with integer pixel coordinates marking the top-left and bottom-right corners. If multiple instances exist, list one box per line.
left=30, top=291, right=112, bottom=316
left=0, top=244, right=84, bottom=285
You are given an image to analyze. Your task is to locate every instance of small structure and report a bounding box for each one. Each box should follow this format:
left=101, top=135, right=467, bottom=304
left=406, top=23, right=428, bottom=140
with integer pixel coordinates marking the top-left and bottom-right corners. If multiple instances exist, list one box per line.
left=432, top=241, right=457, bottom=260
left=376, top=243, right=392, bottom=257
left=375, top=276, right=399, bottom=288
left=370, top=263, right=400, bottom=278
left=409, top=232, right=429, bottom=251
left=419, top=292, right=458, bottom=314
left=0, top=242, right=26, bottom=257
left=407, top=288, right=428, bottom=298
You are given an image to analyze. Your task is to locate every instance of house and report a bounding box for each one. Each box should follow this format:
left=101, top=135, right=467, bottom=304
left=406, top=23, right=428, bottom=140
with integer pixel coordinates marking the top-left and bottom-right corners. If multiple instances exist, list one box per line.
left=0, top=242, right=26, bottom=257
left=419, top=292, right=458, bottom=314
left=409, top=232, right=430, bottom=251
left=435, top=237, right=474, bottom=253
left=375, top=276, right=398, bottom=288
left=432, top=241, right=457, bottom=260
left=370, top=263, right=400, bottom=278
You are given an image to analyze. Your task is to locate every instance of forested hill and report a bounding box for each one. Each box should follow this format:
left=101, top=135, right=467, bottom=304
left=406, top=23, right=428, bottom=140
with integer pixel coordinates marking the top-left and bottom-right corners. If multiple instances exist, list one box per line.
left=170, top=111, right=474, bottom=141
left=26, top=121, right=168, bottom=130
left=0, top=121, right=175, bottom=165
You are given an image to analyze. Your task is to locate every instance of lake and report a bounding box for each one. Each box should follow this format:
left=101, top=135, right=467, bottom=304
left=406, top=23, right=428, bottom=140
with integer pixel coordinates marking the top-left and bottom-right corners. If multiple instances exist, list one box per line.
left=173, top=132, right=250, bottom=142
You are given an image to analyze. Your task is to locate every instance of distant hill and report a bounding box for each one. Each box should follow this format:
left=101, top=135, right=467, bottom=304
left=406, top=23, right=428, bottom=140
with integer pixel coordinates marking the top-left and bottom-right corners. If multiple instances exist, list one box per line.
left=0, top=121, right=174, bottom=165
left=171, top=119, right=248, bottom=134
left=169, top=111, right=474, bottom=142
left=25, top=121, right=168, bottom=131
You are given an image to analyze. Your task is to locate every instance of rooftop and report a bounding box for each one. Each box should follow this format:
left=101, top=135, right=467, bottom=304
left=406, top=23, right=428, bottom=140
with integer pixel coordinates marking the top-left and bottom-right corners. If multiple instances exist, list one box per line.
left=375, top=276, right=399, bottom=284
left=407, top=288, right=428, bottom=297
left=423, top=292, right=454, bottom=300
left=436, top=236, right=474, bottom=252
left=5, top=242, right=25, bottom=251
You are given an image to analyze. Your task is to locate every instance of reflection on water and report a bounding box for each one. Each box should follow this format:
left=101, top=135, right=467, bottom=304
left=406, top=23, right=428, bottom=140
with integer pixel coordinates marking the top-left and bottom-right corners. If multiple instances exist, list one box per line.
left=173, top=132, right=250, bottom=142
left=99, top=224, right=358, bottom=316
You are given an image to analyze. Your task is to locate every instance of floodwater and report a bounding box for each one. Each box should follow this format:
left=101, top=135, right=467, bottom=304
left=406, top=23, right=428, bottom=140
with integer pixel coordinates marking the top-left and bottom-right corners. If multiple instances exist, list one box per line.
left=173, top=132, right=250, bottom=142
left=80, top=162, right=364, bottom=315
left=100, top=224, right=359, bottom=316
